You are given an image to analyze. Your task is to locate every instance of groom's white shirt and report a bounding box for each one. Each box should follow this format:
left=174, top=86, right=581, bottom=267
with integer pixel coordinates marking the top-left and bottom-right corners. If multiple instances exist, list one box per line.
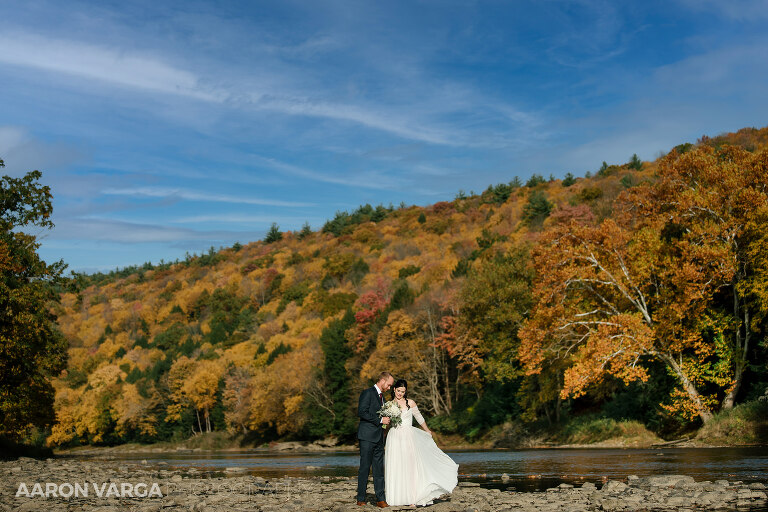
left=374, top=384, right=384, bottom=423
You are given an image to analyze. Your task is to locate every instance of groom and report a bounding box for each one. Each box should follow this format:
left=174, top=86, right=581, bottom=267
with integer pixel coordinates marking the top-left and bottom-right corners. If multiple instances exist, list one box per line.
left=356, top=371, right=394, bottom=507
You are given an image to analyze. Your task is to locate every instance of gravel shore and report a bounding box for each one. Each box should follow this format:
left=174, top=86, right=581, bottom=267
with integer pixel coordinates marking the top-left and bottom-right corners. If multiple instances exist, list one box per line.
left=1, top=458, right=766, bottom=511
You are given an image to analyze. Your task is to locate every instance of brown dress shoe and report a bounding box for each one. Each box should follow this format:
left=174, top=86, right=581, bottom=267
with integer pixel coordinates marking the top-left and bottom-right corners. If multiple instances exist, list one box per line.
left=356, top=501, right=366, bottom=506
left=376, top=501, right=389, bottom=508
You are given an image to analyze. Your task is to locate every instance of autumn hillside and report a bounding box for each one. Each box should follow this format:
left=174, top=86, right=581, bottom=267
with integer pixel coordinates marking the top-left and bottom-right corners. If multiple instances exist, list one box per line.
left=48, top=126, right=768, bottom=447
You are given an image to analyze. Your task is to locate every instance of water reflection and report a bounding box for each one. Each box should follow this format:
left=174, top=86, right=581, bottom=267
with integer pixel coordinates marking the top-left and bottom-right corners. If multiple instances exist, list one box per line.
left=73, top=447, right=768, bottom=490
left=452, top=447, right=768, bottom=481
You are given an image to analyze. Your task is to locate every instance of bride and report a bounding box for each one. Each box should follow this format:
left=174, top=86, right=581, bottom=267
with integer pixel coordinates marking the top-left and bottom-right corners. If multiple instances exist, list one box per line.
left=384, top=379, right=459, bottom=506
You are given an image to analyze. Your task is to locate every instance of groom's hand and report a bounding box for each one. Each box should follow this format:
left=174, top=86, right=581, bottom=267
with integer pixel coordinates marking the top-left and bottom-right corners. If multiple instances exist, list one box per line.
left=382, top=417, right=391, bottom=425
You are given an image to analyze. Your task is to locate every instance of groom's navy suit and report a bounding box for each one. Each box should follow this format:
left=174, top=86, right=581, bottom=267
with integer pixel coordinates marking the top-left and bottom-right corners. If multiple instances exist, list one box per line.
left=357, top=385, right=386, bottom=503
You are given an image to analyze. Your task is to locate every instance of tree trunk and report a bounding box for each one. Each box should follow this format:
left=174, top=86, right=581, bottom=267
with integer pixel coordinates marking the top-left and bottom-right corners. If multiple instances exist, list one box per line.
left=426, top=346, right=441, bottom=414
left=195, top=409, right=203, bottom=434
left=443, top=359, right=452, bottom=413
left=722, top=366, right=743, bottom=410
left=435, top=350, right=449, bottom=414
left=722, top=292, right=750, bottom=410
left=423, top=307, right=446, bottom=415
left=661, top=353, right=714, bottom=423
left=455, top=373, right=461, bottom=404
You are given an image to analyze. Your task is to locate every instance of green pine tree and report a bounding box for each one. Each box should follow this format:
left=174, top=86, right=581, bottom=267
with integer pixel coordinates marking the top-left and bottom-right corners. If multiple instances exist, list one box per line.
left=522, top=190, right=553, bottom=226
left=307, top=310, right=356, bottom=436
left=628, top=153, right=643, bottom=171
left=297, top=221, right=312, bottom=240
left=264, top=223, right=283, bottom=243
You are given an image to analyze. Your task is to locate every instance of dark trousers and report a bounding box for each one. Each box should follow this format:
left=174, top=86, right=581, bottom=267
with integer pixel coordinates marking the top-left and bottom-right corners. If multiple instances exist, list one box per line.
left=357, top=438, right=385, bottom=502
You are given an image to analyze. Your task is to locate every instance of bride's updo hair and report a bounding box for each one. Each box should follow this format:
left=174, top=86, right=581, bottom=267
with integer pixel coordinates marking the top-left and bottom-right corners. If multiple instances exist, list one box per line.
left=392, top=378, right=410, bottom=409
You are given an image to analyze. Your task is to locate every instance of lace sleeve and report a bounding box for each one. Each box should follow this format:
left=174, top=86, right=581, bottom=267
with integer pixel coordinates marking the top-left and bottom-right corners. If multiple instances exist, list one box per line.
left=412, top=406, right=425, bottom=426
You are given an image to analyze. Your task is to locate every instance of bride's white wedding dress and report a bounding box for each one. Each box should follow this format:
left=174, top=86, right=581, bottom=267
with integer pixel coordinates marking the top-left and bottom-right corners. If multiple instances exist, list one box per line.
left=385, top=405, right=459, bottom=506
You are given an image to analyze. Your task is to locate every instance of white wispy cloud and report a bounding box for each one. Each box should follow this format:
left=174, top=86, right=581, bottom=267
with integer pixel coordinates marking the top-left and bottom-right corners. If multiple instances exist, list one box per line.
left=541, top=0, right=630, bottom=68
left=0, top=125, right=86, bottom=177
left=550, top=40, right=768, bottom=173
left=101, top=186, right=314, bottom=207
left=0, top=32, right=224, bottom=101
left=251, top=155, right=406, bottom=190
left=0, top=125, right=26, bottom=153
left=653, top=42, right=768, bottom=94
left=254, top=96, right=457, bottom=146
left=0, top=30, right=540, bottom=148
left=48, top=217, right=262, bottom=244
left=170, top=214, right=323, bottom=226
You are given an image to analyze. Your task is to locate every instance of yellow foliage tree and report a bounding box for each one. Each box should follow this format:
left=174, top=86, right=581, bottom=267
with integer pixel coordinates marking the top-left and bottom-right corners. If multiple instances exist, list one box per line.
left=165, top=356, right=196, bottom=430
left=248, top=345, right=319, bottom=435
left=361, top=311, right=421, bottom=382
left=184, top=359, right=225, bottom=433
left=111, top=383, right=159, bottom=438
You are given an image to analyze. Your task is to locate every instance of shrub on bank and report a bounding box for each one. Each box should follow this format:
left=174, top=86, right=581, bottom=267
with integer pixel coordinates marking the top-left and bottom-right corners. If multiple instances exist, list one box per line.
left=696, top=400, right=768, bottom=445
left=555, top=415, right=659, bottom=445
left=559, top=415, right=621, bottom=444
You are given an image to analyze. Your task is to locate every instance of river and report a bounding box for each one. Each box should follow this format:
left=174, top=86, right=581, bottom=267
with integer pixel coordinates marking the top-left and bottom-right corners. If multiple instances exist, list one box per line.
left=72, top=447, right=768, bottom=491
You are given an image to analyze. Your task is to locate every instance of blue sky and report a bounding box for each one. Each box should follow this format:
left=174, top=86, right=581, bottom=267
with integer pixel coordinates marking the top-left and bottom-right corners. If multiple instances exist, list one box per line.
left=1, top=0, right=767, bottom=272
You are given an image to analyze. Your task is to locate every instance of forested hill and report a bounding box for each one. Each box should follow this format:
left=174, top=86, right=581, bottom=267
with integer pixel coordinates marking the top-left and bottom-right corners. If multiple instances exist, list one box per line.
left=50, top=126, right=768, bottom=447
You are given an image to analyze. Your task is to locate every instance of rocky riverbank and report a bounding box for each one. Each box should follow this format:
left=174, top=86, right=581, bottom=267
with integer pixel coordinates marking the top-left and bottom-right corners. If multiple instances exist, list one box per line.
left=1, top=458, right=767, bottom=511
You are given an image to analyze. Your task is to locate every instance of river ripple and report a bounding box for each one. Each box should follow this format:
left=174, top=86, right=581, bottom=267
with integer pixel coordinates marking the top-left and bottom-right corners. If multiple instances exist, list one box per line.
left=71, top=447, right=768, bottom=491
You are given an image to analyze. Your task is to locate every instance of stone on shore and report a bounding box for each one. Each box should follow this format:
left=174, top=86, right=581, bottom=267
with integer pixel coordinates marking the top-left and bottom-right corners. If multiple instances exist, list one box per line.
left=1, top=459, right=766, bottom=512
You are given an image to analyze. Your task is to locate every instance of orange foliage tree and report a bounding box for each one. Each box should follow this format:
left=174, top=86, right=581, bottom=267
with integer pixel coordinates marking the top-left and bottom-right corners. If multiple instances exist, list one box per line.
left=625, top=145, right=768, bottom=410
left=520, top=145, right=768, bottom=423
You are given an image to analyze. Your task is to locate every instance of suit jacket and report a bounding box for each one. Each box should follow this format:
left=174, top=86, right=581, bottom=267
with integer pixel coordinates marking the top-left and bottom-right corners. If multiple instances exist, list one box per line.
left=357, top=386, right=384, bottom=442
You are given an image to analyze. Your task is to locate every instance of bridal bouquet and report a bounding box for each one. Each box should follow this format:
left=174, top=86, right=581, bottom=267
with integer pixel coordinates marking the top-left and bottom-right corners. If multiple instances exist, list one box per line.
left=378, top=400, right=402, bottom=429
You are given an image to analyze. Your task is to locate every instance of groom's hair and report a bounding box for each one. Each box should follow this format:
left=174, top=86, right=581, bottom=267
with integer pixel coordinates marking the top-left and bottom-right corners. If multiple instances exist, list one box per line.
left=377, top=371, right=393, bottom=382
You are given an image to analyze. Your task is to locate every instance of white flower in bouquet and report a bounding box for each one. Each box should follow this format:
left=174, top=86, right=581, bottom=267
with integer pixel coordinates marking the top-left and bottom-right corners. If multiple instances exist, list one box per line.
left=378, top=400, right=402, bottom=429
